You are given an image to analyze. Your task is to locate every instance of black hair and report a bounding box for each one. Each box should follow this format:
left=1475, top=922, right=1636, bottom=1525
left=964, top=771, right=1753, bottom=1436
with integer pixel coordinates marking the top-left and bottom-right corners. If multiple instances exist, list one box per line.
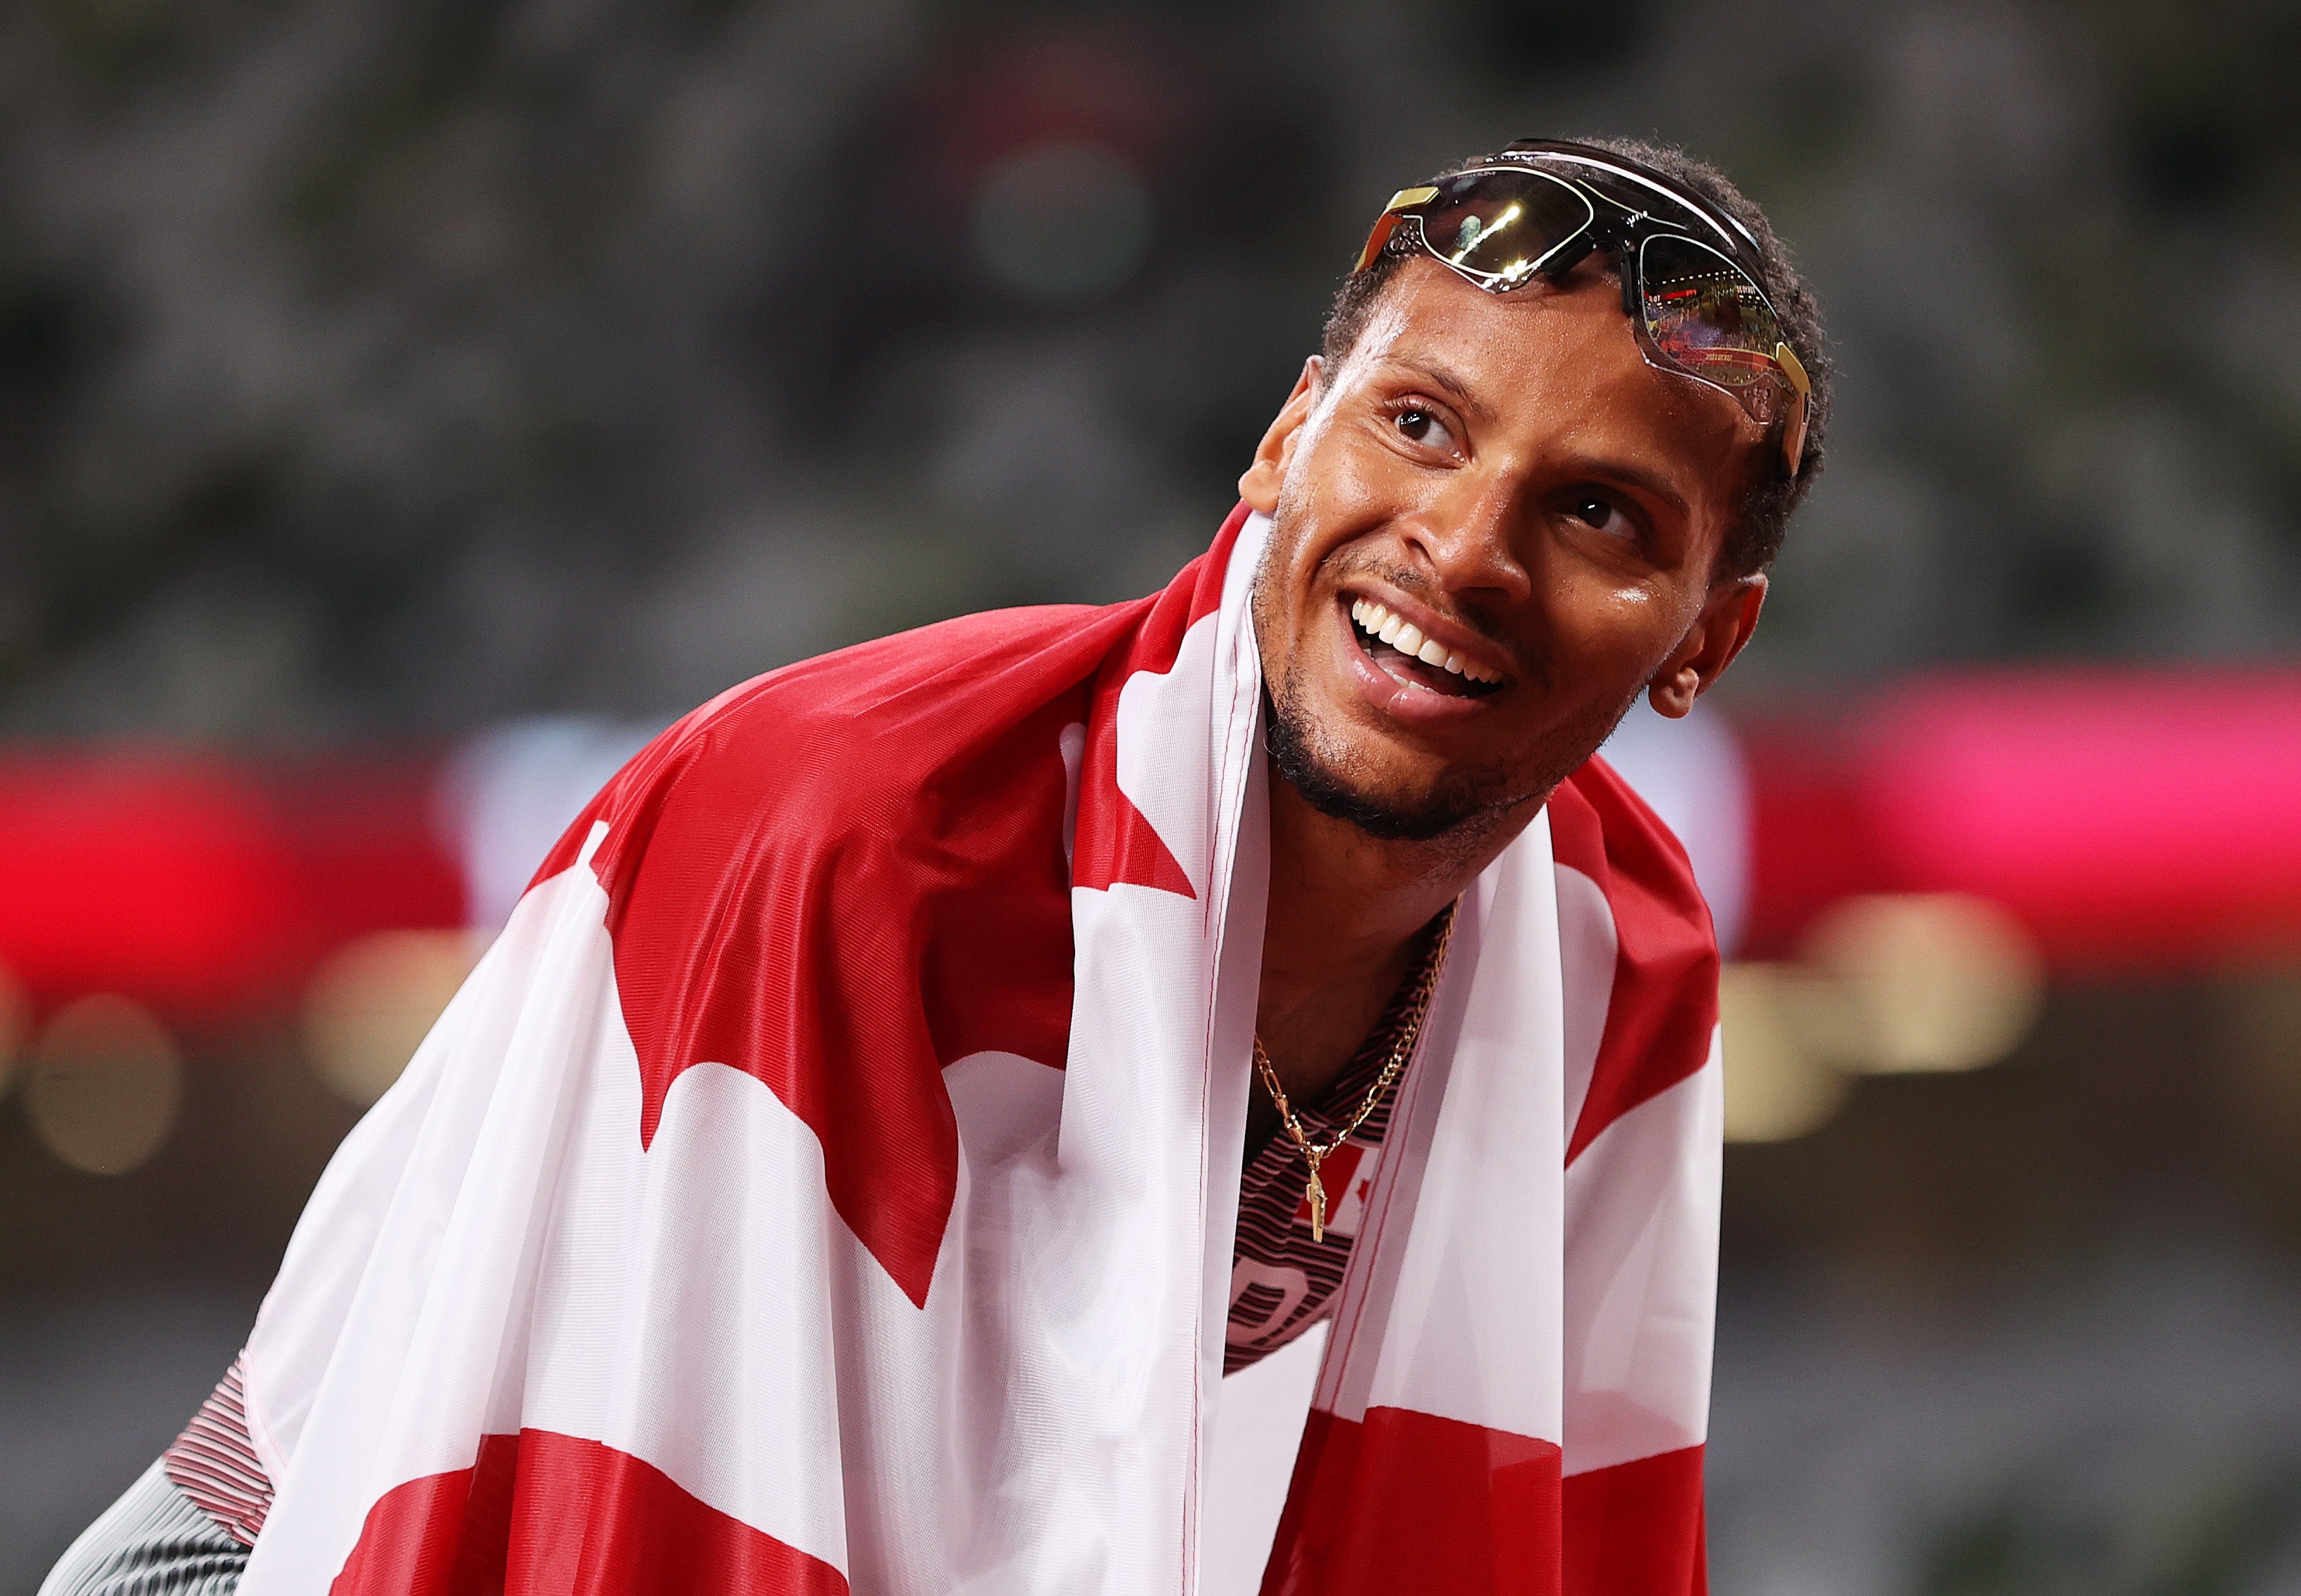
left=1320, top=135, right=1831, bottom=579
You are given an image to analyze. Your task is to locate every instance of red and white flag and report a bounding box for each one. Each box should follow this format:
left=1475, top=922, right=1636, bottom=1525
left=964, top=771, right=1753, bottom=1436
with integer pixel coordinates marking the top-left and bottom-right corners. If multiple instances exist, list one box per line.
left=231, top=508, right=1721, bottom=1595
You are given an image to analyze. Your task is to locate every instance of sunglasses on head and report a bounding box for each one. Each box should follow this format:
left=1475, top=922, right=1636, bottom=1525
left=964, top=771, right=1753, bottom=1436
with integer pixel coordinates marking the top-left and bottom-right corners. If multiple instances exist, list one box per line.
left=1354, top=139, right=1811, bottom=476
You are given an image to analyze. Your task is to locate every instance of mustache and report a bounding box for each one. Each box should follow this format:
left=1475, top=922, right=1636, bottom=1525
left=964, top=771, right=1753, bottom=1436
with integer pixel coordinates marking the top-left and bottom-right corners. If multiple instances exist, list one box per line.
left=1330, top=556, right=1515, bottom=659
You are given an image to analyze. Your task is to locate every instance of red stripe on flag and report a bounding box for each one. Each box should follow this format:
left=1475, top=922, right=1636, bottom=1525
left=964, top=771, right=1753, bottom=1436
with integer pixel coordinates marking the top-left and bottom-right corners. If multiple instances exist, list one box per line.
left=1549, top=760, right=1719, bottom=1165
left=331, top=1430, right=848, bottom=1595
left=1261, top=1406, right=1563, bottom=1596
left=1561, top=1445, right=1707, bottom=1596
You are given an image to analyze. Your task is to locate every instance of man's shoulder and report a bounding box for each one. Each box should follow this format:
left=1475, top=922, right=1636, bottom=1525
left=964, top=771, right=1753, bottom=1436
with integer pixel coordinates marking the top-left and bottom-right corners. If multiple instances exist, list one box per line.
left=683, top=600, right=1127, bottom=755
left=526, top=602, right=1104, bottom=1093
left=531, top=599, right=1144, bottom=892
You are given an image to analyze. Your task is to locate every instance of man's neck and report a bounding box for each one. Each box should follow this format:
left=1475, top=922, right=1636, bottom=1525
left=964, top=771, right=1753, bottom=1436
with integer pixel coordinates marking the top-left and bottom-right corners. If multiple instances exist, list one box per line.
left=1250, top=766, right=1540, bottom=1143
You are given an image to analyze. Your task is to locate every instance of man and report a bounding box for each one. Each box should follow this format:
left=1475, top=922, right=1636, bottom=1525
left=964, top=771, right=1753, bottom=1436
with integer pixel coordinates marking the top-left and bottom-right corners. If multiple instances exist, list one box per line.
left=48, top=136, right=1827, bottom=1595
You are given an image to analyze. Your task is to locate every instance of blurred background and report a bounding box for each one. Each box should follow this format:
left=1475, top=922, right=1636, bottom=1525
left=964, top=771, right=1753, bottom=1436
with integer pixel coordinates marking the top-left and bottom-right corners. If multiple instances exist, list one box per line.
left=2, top=0, right=2300, bottom=1588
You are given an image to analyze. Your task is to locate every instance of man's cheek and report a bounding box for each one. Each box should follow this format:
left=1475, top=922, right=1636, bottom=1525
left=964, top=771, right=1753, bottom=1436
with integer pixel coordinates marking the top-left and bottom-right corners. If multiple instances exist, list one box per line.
left=1294, top=434, right=1392, bottom=526
left=1558, top=581, right=1665, bottom=658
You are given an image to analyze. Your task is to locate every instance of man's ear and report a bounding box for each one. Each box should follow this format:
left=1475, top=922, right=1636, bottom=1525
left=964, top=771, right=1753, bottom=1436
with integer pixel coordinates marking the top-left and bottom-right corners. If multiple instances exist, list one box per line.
left=1238, top=355, right=1323, bottom=514
left=1648, top=574, right=1767, bottom=718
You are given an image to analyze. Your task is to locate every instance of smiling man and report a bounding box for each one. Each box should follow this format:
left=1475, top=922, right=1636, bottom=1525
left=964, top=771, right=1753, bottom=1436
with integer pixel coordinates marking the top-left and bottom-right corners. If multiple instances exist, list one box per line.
left=49, top=137, right=1825, bottom=1596
left=1236, top=140, right=1815, bottom=1284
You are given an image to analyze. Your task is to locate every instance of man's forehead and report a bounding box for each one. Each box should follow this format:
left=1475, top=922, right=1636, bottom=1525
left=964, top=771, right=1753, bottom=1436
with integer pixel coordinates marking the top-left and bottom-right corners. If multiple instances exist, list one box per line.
left=1337, top=259, right=1756, bottom=453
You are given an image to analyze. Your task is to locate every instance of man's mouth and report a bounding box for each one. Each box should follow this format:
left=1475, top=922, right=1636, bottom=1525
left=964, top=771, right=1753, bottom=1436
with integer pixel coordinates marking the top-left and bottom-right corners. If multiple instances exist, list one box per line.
left=1345, top=596, right=1507, bottom=699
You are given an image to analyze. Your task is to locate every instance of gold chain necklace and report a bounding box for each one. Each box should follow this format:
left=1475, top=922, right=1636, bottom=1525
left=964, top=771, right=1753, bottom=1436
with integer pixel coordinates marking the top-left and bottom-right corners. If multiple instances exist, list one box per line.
left=1252, top=903, right=1456, bottom=1244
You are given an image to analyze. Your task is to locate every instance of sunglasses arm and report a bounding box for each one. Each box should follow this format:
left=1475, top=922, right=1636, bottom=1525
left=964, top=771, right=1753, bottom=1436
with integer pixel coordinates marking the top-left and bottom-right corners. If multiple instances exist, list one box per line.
left=1774, top=340, right=1810, bottom=476
left=1353, top=187, right=1440, bottom=274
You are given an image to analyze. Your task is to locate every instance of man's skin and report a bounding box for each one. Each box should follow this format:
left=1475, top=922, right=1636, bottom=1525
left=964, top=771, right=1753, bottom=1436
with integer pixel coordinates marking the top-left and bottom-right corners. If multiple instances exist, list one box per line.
left=1242, top=252, right=1771, bottom=1154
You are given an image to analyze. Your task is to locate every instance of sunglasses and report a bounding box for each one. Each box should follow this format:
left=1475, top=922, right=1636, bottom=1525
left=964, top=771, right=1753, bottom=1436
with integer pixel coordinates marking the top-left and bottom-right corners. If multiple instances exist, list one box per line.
left=1354, top=139, right=1811, bottom=475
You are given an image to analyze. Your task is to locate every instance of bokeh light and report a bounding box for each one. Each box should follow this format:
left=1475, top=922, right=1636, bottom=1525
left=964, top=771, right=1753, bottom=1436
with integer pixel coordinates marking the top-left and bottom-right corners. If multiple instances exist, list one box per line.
left=1804, top=892, right=2045, bottom=1074
left=299, top=931, right=479, bottom=1106
left=1719, top=963, right=1852, bottom=1144
left=1722, top=893, right=2047, bottom=1143
left=22, top=995, right=183, bottom=1177
left=971, top=140, right=1154, bottom=301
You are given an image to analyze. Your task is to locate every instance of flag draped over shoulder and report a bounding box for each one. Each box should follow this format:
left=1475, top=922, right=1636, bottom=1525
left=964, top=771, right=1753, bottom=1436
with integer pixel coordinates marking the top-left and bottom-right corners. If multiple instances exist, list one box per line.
left=232, top=508, right=1722, bottom=1596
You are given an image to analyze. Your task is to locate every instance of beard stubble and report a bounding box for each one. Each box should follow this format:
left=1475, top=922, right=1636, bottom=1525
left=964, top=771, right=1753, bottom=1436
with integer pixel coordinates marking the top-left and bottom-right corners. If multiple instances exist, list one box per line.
left=1254, top=575, right=1643, bottom=849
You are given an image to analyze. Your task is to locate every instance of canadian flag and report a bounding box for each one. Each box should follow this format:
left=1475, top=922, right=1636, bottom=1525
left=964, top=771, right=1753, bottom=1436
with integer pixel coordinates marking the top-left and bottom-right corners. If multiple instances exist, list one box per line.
left=231, top=508, right=1720, bottom=1595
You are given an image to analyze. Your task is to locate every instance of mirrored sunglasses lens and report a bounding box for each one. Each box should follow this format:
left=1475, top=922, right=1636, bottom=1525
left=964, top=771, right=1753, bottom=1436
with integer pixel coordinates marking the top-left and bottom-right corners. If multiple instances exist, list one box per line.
left=1640, top=234, right=1787, bottom=407
left=1420, top=170, right=1593, bottom=287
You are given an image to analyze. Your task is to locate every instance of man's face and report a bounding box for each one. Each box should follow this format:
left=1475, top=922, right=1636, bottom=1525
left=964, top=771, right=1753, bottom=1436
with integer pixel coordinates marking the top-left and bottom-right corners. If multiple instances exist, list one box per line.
left=1244, top=254, right=1769, bottom=842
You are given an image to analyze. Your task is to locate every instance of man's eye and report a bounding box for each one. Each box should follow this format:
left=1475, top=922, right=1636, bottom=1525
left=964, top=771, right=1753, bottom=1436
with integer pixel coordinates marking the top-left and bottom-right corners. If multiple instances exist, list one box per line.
left=1569, top=497, right=1634, bottom=539
left=1394, top=407, right=1454, bottom=450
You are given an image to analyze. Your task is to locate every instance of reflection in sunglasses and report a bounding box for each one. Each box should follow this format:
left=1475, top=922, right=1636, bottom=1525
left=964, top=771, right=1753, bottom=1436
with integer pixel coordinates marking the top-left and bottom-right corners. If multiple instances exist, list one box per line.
left=1447, top=202, right=1521, bottom=265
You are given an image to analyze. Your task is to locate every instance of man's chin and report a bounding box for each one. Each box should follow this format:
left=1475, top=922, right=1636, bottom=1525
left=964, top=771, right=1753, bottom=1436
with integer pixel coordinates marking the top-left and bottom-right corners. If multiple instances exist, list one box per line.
left=1263, top=694, right=1496, bottom=843
left=1260, top=663, right=1642, bottom=848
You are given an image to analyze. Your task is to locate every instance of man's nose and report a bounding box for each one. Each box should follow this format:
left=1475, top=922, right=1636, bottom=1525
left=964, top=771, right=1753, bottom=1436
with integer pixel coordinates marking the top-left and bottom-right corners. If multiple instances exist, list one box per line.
left=1401, top=477, right=1533, bottom=606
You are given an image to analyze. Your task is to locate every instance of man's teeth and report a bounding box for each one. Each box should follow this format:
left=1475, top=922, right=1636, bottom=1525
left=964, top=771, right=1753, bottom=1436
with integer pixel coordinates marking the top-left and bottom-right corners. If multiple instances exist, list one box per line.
left=1349, top=598, right=1503, bottom=685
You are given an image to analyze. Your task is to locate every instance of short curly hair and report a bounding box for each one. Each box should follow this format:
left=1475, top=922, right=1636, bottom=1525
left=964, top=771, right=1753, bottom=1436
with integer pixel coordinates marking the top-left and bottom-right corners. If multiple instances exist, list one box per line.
left=1320, top=135, right=1831, bottom=579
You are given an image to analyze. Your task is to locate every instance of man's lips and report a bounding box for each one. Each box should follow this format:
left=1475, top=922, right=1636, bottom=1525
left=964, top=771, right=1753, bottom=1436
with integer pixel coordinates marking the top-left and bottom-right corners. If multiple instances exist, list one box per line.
left=1347, top=596, right=1507, bottom=689
left=1338, top=592, right=1511, bottom=702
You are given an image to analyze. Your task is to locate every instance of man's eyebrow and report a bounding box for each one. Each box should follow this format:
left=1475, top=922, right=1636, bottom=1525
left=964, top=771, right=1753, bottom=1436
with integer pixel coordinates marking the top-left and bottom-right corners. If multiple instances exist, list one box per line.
left=1378, top=355, right=1698, bottom=521
left=1383, top=357, right=1496, bottom=424
left=1581, top=455, right=1692, bottom=522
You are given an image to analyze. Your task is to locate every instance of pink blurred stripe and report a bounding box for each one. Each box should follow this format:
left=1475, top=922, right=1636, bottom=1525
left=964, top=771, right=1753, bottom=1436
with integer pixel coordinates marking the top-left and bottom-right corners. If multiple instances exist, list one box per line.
left=1858, top=670, right=2301, bottom=969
